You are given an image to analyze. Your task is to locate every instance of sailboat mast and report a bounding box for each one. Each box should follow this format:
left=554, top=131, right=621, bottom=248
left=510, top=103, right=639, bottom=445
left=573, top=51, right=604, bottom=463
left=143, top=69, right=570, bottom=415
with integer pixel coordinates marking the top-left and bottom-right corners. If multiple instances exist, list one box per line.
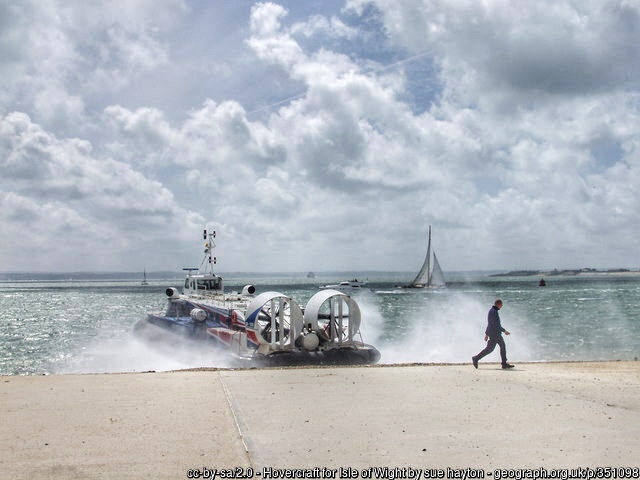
left=426, top=225, right=432, bottom=287
left=409, top=225, right=432, bottom=287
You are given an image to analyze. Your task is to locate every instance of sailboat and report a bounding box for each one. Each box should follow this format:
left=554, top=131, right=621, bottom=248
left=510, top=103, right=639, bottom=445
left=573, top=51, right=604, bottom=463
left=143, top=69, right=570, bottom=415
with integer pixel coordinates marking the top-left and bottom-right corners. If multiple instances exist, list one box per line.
left=141, top=268, right=149, bottom=286
left=405, top=225, right=446, bottom=288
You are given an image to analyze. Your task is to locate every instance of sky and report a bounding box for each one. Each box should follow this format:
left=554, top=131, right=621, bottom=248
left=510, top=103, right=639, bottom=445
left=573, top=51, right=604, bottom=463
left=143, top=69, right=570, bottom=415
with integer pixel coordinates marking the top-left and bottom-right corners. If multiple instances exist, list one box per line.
left=1, top=0, right=640, bottom=274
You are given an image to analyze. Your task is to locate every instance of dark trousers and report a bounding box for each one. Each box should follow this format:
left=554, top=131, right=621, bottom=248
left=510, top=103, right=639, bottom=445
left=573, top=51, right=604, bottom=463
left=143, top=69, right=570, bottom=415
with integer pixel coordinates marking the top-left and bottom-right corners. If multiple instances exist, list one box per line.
left=474, top=335, right=508, bottom=365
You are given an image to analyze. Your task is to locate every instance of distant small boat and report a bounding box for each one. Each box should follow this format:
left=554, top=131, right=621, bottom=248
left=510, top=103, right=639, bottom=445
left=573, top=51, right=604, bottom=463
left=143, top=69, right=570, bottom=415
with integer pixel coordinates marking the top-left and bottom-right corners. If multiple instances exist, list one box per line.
left=319, top=279, right=366, bottom=292
left=403, top=225, right=446, bottom=289
left=141, top=269, right=149, bottom=286
left=539, top=278, right=546, bottom=287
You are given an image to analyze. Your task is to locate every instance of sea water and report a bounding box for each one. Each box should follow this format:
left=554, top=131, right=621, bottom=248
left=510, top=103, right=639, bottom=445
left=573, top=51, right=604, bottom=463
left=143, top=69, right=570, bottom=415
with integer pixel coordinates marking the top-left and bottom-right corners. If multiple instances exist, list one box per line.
left=1, top=273, right=639, bottom=375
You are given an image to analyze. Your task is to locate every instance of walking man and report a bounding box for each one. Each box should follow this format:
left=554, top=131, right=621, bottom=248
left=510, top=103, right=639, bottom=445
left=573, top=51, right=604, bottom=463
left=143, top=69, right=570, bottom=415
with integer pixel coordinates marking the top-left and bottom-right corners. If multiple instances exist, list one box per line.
left=472, top=299, right=514, bottom=369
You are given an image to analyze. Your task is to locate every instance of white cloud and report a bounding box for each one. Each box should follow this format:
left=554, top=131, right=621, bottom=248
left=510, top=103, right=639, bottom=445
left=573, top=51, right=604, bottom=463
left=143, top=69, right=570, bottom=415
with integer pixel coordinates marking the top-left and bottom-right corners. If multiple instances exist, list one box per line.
left=247, top=2, right=306, bottom=70
left=0, top=111, right=203, bottom=270
left=1, top=0, right=639, bottom=273
left=290, top=14, right=357, bottom=40
left=0, top=0, right=184, bottom=134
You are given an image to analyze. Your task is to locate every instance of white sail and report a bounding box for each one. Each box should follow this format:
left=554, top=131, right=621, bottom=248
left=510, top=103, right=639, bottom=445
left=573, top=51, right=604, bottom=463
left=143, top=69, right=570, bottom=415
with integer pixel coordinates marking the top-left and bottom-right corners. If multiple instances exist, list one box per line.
left=429, top=252, right=446, bottom=287
left=410, top=228, right=431, bottom=286
left=408, top=226, right=446, bottom=288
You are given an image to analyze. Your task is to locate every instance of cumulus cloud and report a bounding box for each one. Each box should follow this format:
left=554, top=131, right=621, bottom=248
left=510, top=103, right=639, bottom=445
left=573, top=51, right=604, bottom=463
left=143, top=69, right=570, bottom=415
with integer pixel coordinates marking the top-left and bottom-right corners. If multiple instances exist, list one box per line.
left=342, top=0, right=640, bottom=266
left=0, top=0, right=184, bottom=134
left=1, top=0, right=639, bottom=273
left=349, top=0, right=640, bottom=98
left=0, top=111, right=203, bottom=270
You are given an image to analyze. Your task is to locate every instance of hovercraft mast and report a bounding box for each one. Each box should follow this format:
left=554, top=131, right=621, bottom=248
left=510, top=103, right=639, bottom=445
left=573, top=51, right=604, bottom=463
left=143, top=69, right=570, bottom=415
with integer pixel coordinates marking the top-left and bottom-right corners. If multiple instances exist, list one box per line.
left=181, top=228, right=223, bottom=296
left=202, top=228, right=217, bottom=275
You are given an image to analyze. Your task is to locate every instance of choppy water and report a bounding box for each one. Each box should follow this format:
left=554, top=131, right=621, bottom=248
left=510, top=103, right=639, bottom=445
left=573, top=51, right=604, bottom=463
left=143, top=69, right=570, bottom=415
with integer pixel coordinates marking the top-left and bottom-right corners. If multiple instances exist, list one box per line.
left=1, top=273, right=639, bottom=375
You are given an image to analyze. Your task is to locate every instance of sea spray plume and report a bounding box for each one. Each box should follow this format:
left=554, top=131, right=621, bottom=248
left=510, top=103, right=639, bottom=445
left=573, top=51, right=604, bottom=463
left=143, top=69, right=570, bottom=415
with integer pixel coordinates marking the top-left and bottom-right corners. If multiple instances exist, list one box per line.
left=128, top=322, right=237, bottom=370
left=378, top=292, right=536, bottom=364
left=497, top=301, right=536, bottom=362
left=61, top=328, right=235, bottom=374
left=351, top=289, right=386, bottom=346
left=378, top=293, right=482, bottom=364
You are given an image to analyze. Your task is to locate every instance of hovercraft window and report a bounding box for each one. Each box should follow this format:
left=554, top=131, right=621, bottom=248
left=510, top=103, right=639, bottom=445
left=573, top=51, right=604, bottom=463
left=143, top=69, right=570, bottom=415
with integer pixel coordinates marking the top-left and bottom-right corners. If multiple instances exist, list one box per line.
left=197, top=278, right=220, bottom=290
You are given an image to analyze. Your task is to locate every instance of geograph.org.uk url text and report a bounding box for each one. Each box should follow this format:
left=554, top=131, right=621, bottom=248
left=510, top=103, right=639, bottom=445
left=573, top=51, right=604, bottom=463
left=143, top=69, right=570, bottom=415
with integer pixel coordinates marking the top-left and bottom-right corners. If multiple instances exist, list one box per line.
left=492, top=468, right=640, bottom=480
left=186, top=467, right=640, bottom=480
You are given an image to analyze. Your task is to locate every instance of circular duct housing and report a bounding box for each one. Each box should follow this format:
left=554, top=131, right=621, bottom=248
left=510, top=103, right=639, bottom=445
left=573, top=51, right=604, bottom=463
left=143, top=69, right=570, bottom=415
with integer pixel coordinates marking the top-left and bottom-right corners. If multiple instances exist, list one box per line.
left=303, top=289, right=361, bottom=343
left=166, top=287, right=180, bottom=298
left=244, top=292, right=304, bottom=347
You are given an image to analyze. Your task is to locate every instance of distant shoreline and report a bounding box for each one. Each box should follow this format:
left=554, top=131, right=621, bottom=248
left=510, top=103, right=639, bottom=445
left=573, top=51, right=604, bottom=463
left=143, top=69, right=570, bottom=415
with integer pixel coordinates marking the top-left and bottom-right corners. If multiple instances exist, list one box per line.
left=2, top=268, right=639, bottom=282
left=490, top=268, right=640, bottom=277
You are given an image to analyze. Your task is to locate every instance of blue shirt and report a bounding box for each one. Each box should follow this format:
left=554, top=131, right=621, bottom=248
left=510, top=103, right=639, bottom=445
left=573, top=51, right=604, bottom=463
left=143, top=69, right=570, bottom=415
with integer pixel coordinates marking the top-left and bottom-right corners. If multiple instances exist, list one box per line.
left=485, top=305, right=505, bottom=337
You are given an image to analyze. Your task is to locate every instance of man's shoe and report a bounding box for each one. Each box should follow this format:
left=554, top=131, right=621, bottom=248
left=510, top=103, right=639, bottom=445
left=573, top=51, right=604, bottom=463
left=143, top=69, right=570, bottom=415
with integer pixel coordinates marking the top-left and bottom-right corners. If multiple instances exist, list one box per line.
left=472, top=356, right=478, bottom=369
left=502, top=363, right=515, bottom=369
